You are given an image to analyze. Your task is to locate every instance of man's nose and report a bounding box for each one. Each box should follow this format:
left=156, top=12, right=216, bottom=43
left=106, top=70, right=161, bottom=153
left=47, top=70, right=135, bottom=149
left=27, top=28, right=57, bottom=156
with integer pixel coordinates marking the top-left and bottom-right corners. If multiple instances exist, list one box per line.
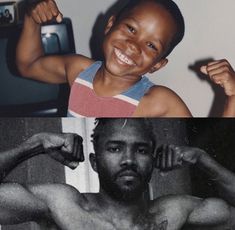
left=120, top=149, right=137, bottom=167
left=126, top=39, right=141, bottom=54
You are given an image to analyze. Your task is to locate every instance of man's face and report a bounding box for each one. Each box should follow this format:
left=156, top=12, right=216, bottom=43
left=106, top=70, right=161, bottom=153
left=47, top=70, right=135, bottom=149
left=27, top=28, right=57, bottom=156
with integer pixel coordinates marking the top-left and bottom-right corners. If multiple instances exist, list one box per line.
left=94, top=119, right=155, bottom=202
left=102, top=1, right=176, bottom=78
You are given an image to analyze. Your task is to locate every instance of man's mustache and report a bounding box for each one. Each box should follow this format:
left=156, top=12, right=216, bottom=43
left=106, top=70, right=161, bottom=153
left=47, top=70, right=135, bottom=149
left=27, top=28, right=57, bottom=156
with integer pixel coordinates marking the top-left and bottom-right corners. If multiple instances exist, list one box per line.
left=114, top=166, right=141, bottom=180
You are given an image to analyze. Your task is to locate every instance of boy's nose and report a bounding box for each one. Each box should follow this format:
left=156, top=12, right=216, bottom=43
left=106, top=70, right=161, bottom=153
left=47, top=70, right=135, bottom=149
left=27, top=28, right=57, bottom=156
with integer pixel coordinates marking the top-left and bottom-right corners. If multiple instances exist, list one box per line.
left=126, top=39, right=141, bottom=54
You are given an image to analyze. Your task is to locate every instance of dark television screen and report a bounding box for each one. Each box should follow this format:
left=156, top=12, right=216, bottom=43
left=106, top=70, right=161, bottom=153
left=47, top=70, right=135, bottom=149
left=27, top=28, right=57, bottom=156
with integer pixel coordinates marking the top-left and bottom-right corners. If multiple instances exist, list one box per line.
left=42, top=33, right=61, bottom=54
left=0, top=18, right=75, bottom=116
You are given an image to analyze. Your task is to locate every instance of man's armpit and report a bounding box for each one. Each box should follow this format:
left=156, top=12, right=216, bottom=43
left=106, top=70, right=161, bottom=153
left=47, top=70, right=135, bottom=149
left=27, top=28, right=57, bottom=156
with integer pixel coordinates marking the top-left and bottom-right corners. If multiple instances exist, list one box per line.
left=157, top=220, right=168, bottom=230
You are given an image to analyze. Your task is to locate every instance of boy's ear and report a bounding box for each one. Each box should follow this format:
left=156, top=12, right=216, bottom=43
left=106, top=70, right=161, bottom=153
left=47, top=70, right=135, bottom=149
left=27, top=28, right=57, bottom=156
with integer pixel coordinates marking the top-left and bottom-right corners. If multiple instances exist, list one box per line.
left=104, top=15, right=116, bottom=34
left=149, top=58, right=168, bottom=74
left=89, top=153, right=97, bottom=172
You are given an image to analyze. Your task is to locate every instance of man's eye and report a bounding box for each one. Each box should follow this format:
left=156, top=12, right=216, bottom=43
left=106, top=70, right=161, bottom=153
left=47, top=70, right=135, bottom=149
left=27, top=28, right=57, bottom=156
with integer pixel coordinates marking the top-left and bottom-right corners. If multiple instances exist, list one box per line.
left=126, top=24, right=135, bottom=33
left=107, top=147, right=121, bottom=153
left=137, top=148, right=148, bottom=154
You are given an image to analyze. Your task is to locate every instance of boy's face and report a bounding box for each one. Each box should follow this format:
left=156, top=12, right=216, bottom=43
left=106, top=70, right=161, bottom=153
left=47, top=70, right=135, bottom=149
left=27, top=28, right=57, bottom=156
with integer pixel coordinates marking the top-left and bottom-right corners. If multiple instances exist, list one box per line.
left=103, top=1, right=177, bottom=78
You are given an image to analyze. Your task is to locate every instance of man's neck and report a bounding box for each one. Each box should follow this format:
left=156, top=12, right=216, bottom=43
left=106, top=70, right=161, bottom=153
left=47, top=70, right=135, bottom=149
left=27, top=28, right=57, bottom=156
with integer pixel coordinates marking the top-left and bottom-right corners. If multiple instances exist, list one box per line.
left=94, top=189, right=149, bottom=222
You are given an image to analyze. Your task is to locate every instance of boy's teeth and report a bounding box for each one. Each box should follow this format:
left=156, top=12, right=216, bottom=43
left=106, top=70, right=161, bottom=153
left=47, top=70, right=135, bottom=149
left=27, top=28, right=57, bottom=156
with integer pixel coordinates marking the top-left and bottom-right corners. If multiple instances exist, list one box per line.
left=114, top=48, right=135, bottom=65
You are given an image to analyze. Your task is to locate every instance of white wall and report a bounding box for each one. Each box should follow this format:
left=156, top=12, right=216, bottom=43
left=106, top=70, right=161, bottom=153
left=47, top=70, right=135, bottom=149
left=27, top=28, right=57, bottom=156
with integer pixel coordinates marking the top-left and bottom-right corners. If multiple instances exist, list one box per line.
left=56, top=0, right=113, bottom=57
left=62, top=118, right=99, bottom=193
left=156, top=0, right=235, bottom=117
left=54, top=0, right=235, bottom=117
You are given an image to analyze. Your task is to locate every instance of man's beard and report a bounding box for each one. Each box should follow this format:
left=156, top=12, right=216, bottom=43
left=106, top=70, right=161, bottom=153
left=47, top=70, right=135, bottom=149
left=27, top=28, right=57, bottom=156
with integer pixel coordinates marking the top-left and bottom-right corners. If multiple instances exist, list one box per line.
left=97, top=166, right=152, bottom=203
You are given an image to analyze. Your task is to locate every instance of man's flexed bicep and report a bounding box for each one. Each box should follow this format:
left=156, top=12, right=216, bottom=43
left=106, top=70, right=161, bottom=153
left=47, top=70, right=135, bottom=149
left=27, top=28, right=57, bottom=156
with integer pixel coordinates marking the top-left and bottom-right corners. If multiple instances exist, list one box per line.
left=152, top=195, right=231, bottom=229
left=0, top=183, right=50, bottom=225
left=0, top=182, right=82, bottom=225
left=186, top=196, right=231, bottom=227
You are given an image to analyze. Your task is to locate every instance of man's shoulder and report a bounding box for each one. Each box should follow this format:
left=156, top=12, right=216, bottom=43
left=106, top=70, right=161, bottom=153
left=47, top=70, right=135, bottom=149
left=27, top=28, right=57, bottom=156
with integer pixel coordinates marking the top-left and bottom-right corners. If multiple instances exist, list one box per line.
left=29, top=183, right=86, bottom=204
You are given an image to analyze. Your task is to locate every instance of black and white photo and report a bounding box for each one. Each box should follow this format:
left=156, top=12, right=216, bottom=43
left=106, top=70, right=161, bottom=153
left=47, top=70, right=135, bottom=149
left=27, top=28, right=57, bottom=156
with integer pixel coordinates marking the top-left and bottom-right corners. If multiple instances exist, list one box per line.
left=0, top=118, right=234, bottom=230
left=0, top=2, right=15, bottom=26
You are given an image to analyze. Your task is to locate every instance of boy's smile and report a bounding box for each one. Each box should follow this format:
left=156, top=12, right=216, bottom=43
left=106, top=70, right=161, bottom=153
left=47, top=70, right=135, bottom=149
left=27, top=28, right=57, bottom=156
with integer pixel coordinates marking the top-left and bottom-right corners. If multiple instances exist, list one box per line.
left=114, top=47, right=137, bottom=66
left=102, top=1, right=177, bottom=80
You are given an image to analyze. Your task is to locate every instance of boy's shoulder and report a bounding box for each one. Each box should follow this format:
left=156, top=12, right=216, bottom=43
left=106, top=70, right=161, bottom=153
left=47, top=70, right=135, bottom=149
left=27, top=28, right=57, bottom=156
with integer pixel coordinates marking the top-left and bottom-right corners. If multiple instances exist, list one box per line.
left=66, top=55, right=95, bottom=86
left=134, top=85, right=191, bottom=117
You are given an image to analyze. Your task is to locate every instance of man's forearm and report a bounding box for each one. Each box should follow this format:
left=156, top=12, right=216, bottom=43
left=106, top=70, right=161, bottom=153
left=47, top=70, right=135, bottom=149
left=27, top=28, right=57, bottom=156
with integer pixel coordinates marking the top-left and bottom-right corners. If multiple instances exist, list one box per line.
left=16, top=15, right=44, bottom=77
left=0, top=135, right=45, bottom=181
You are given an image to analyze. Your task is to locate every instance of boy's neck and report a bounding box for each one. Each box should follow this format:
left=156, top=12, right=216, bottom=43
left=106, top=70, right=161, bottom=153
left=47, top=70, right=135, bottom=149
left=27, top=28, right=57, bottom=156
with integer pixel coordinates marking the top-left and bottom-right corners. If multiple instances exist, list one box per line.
left=93, top=66, right=142, bottom=97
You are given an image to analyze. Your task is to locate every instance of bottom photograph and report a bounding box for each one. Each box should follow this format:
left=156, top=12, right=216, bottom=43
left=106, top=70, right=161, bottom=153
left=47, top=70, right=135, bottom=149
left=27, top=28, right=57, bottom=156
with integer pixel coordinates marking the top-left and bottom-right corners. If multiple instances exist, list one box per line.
left=0, top=118, right=234, bottom=230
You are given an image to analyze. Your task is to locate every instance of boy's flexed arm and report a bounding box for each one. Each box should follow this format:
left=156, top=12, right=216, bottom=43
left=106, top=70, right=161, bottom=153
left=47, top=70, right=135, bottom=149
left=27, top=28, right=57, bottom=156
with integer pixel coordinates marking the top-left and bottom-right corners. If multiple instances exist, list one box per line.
left=16, top=0, right=88, bottom=85
left=156, top=145, right=235, bottom=206
left=0, top=132, right=84, bottom=224
left=200, top=59, right=235, bottom=117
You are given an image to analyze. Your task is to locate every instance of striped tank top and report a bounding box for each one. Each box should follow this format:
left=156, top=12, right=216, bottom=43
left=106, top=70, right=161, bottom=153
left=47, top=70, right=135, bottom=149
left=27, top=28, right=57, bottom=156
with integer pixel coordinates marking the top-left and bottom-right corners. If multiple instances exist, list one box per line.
left=67, top=61, right=155, bottom=117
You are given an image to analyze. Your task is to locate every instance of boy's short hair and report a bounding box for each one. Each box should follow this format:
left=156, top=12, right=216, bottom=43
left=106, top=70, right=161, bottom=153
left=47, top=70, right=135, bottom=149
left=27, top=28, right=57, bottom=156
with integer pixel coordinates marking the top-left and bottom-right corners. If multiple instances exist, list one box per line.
left=115, top=0, right=185, bottom=58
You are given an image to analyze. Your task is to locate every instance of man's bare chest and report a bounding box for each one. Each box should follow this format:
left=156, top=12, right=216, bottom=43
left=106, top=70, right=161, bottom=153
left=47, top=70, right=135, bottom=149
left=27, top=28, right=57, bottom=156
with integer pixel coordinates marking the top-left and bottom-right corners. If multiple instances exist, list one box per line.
left=41, top=219, right=169, bottom=230
left=47, top=207, right=170, bottom=230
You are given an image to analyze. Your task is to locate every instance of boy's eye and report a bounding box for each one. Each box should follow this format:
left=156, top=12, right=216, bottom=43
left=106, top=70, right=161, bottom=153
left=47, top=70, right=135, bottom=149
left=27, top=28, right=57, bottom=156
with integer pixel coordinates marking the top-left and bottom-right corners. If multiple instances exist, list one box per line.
left=126, top=24, right=136, bottom=34
left=147, top=42, right=157, bottom=51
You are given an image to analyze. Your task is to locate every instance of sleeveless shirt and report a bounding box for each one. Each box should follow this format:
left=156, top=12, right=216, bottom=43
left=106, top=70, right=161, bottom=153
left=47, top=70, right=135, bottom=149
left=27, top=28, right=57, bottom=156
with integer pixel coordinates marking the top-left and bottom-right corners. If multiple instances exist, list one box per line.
left=67, top=61, right=155, bottom=117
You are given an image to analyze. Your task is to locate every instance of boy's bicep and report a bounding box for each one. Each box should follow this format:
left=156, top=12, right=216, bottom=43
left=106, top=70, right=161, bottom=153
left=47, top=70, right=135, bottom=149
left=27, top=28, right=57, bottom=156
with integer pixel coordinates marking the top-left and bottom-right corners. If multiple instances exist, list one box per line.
left=26, top=54, right=92, bottom=85
left=21, top=55, right=69, bottom=84
left=187, top=197, right=231, bottom=226
left=0, top=183, right=50, bottom=225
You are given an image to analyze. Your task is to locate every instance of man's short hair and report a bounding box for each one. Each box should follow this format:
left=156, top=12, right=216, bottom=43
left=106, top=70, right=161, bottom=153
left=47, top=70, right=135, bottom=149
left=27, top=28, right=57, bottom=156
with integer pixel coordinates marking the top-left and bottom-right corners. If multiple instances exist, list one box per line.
left=115, top=0, right=185, bottom=58
left=91, top=118, right=156, bottom=154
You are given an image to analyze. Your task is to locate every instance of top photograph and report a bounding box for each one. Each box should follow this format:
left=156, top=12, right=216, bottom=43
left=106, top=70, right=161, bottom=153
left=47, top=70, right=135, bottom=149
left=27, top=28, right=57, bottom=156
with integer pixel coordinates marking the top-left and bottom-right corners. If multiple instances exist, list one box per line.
left=0, top=0, right=235, bottom=117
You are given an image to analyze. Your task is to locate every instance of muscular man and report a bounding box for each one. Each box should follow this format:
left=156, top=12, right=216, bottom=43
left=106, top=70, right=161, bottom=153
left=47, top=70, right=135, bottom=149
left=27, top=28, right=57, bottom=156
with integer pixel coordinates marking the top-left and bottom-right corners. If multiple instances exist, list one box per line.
left=0, top=119, right=234, bottom=229
left=156, top=144, right=235, bottom=207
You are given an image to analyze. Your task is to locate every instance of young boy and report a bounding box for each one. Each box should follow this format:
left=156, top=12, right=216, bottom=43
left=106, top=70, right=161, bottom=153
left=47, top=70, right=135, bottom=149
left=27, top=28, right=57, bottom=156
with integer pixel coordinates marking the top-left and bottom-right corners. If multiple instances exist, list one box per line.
left=16, top=0, right=235, bottom=117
